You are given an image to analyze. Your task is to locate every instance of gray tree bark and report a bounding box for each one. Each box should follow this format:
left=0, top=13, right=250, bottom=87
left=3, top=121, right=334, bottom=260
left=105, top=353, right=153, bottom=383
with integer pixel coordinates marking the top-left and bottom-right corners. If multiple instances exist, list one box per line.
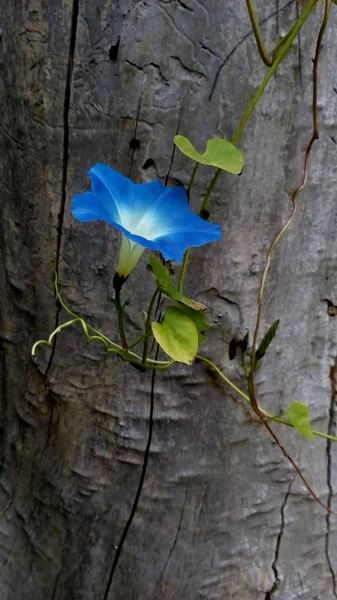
left=1, top=1, right=337, bottom=599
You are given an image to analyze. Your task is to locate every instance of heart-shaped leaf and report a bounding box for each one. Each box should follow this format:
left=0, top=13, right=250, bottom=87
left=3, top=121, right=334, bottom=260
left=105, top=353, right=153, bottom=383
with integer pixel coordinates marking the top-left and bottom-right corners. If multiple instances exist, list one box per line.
left=174, top=135, right=244, bottom=175
left=176, top=304, right=209, bottom=344
left=152, top=307, right=198, bottom=365
left=287, top=401, right=314, bottom=440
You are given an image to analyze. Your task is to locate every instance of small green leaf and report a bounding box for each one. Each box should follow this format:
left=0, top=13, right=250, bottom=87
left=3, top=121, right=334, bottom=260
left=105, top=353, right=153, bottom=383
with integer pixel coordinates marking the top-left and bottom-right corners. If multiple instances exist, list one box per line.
left=149, top=255, right=206, bottom=311
left=176, top=304, right=210, bottom=344
left=148, top=255, right=172, bottom=286
left=174, top=135, right=244, bottom=175
left=287, top=401, right=314, bottom=440
left=332, top=0, right=337, bottom=5
left=152, top=307, right=198, bottom=365
left=256, top=319, right=280, bottom=363
left=159, top=282, right=206, bottom=311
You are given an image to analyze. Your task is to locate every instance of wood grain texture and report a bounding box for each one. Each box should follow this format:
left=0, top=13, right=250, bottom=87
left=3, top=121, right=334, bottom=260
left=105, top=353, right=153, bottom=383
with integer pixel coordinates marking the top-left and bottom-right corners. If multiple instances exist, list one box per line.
left=1, top=1, right=337, bottom=599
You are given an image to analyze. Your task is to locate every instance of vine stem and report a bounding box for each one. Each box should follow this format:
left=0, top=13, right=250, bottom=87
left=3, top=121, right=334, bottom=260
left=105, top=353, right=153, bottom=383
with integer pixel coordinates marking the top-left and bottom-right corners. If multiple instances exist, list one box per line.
left=232, top=0, right=319, bottom=147
left=196, top=0, right=333, bottom=518
left=52, top=272, right=174, bottom=368
left=188, top=162, right=199, bottom=193
left=197, top=354, right=337, bottom=515
left=178, top=0, right=318, bottom=293
left=246, top=0, right=273, bottom=66
left=196, top=354, right=337, bottom=443
left=250, top=0, right=331, bottom=415
left=178, top=248, right=191, bottom=292
left=142, top=288, right=160, bottom=363
left=246, top=0, right=334, bottom=513
left=200, top=168, right=221, bottom=214
left=115, top=287, right=128, bottom=348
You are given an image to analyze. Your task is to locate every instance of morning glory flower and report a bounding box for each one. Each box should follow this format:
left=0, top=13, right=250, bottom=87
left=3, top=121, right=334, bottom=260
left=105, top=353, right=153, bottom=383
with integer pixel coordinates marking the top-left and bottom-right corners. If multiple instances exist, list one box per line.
left=72, top=163, right=222, bottom=277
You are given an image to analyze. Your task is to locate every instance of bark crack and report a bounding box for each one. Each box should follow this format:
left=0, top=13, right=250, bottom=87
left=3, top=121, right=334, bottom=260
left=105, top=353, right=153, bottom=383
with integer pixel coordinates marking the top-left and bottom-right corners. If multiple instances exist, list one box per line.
left=128, top=92, right=143, bottom=178
left=177, top=0, right=194, bottom=12
left=265, top=479, right=293, bottom=599
left=51, top=568, right=62, bottom=600
left=165, top=109, right=183, bottom=186
left=275, top=0, right=280, bottom=35
left=43, top=0, right=79, bottom=384
left=325, top=359, right=337, bottom=598
left=42, top=0, right=79, bottom=461
left=153, top=490, right=188, bottom=597
left=102, top=367, right=157, bottom=600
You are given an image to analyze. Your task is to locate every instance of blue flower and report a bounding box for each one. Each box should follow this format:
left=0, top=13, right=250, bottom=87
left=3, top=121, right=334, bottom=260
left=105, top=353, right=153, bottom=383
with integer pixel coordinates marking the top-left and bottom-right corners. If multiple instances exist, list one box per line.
left=72, top=163, right=222, bottom=276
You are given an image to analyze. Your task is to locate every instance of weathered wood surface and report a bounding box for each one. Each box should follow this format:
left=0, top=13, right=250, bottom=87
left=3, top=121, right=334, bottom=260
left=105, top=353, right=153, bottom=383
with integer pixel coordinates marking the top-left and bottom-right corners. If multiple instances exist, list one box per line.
left=1, top=1, right=337, bottom=598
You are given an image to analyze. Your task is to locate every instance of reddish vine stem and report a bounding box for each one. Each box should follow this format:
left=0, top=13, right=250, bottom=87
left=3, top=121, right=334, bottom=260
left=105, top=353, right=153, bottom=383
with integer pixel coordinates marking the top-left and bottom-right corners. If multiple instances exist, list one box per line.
left=263, top=417, right=337, bottom=515
left=249, top=0, right=335, bottom=513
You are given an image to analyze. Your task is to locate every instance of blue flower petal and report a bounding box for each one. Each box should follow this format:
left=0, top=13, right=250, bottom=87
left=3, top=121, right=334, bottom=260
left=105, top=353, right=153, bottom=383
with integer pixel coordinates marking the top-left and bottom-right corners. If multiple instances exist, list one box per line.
left=72, top=164, right=131, bottom=226
left=72, top=191, right=117, bottom=224
left=73, top=164, right=170, bottom=232
left=72, top=163, right=223, bottom=268
left=92, top=163, right=169, bottom=221
left=154, top=223, right=222, bottom=262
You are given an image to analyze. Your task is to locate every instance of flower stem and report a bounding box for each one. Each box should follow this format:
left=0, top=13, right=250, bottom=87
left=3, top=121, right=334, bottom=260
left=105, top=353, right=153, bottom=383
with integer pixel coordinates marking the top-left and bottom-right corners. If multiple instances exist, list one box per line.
left=178, top=248, right=190, bottom=293
left=200, top=168, right=221, bottom=214
left=188, top=163, right=199, bottom=194
left=113, top=273, right=128, bottom=349
left=142, top=288, right=160, bottom=364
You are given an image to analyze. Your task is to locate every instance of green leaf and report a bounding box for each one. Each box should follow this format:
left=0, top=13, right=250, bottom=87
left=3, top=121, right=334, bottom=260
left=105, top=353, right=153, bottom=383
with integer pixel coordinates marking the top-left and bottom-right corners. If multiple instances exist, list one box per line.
left=287, top=401, right=314, bottom=440
left=256, top=319, right=280, bottom=363
left=148, top=255, right=173, bottom=286
left=152, top=307, right=198, bottom=365
left=149, top=255, right=206, bottom=311
left=159, top=282, right=206, bottom=310
left=332, top=0, right=337, bottom=5
left=176, top=304, right=210, bottom=344
left=174, top=135, right=244, bottom=175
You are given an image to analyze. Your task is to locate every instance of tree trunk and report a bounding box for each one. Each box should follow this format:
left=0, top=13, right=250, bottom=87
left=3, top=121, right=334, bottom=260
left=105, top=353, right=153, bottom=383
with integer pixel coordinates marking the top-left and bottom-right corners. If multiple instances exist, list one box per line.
left=1, top=1, right=337, bottom=599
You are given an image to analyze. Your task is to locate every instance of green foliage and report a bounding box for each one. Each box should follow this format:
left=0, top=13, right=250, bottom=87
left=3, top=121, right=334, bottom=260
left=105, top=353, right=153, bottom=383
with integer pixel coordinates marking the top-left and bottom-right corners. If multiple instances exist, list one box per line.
left=174, top=135, right=244, bottom=174
left=148, top=255, right=172, bottom=286
left=152, top=307, right=198, bottom=365
left=149, top=255, right=206, bottom=311
left=286, top=401, right=314, bottom=440
left=177, top=304, right=209, bottom=344
left=149, top=255, right=209, bottom=344
left=256, top=320, right=280, bottom=363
